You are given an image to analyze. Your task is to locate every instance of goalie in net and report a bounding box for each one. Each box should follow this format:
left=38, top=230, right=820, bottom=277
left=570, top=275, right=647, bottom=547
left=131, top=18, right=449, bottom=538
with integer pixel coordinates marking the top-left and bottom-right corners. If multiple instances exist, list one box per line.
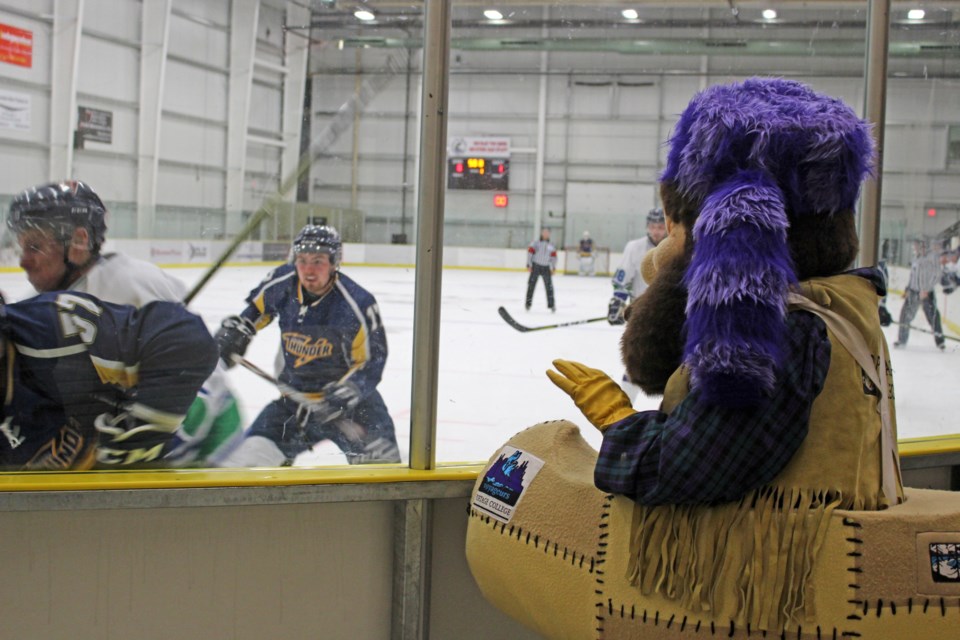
left=563, top=236, right=610, bottom=276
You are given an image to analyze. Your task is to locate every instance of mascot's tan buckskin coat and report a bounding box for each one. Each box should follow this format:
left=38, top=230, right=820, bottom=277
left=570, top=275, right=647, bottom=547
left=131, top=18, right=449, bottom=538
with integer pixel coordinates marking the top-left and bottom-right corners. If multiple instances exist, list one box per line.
left=466, top=77, right=960, bottom=639
left=466, top=421, right=960, bottom=639
left=618, top=275, right=901, bottom=632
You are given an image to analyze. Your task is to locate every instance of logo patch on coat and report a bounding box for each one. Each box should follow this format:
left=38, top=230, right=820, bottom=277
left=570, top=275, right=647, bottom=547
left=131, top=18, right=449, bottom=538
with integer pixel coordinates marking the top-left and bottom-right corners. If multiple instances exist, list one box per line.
left=473, top=446, right=545, bottom=524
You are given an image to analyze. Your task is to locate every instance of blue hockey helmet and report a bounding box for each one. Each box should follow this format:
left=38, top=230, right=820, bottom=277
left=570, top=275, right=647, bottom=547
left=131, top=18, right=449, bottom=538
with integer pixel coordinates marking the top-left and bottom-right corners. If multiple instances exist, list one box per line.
left=293, top=224, right=342, bottom=267
left=7, top=181, right=108, bottom=253
left=646, top=207, right=665, bottom=224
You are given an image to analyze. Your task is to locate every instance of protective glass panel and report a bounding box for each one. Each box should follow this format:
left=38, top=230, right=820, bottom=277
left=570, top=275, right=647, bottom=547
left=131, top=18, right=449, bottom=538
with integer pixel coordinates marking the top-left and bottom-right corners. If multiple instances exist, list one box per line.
left=433, top=2, right=960, bottom=465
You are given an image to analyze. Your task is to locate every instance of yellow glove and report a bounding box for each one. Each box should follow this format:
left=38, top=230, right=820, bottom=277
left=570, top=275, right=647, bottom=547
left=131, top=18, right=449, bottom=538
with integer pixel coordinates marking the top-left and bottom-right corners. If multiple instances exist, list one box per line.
left=546, top=359, right=636, bottom=432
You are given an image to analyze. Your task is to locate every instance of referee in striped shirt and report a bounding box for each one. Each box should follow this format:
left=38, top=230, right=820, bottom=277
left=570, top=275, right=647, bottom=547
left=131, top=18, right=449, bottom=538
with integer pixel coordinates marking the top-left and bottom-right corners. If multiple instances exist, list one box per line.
left=895, top=238, right=945, bottom=350
left=525, top=228, right=557, bottom=312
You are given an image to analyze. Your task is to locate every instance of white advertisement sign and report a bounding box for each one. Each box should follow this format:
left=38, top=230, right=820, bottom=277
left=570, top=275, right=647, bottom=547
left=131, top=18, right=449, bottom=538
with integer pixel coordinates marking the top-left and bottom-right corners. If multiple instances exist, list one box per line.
left=448, top=136, right=511, bottom=158
left=0, top=89, right=30, bottom=131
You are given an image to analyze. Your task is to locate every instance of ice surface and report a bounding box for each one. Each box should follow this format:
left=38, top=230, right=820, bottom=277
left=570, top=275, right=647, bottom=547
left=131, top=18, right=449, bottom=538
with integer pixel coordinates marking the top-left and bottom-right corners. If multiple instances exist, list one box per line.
left=1, top=265, right=956, bottom=466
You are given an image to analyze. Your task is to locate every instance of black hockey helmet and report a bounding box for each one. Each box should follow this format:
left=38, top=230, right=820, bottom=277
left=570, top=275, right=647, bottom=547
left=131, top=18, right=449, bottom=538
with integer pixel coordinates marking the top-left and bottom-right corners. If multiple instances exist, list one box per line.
left=293, top=224, right=342, bottom=267
left=7, top=181, right=108, bottom=254
left=646, top=207, right=665, bottom=225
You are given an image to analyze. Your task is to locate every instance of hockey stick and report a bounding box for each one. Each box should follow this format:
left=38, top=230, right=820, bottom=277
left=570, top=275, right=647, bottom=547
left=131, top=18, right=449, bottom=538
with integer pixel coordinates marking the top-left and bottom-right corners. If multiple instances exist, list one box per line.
left=887, top=320, right=960, bottom=343
left=230, top=355, right=365, bottom=442
left=183, top=49, right=412, bottom=306
left=497, top=306, right=608, bottom=332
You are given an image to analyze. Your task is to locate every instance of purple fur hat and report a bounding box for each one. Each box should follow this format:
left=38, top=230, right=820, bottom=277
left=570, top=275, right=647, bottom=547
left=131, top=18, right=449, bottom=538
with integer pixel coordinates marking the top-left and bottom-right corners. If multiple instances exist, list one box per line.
left=661, top=78, right=874, bottom=407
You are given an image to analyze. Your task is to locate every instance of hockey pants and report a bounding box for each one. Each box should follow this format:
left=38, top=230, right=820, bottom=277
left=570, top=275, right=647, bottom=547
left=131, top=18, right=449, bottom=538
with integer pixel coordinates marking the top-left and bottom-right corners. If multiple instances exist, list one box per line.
left=897, top=289, right=944, bottom=347
left=525, top=264, right=555, bottom=309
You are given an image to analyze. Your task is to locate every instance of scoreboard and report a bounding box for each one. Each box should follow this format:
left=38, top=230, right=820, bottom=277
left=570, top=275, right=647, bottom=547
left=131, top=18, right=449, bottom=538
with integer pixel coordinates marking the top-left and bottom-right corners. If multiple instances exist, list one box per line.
left=447, top=156, right=509, bottom=190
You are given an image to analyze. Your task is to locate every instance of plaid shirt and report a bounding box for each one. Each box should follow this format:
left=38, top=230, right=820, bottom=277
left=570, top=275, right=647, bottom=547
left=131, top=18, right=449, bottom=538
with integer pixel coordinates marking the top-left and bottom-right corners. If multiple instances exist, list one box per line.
left=595, top=310, right=831, bottom=505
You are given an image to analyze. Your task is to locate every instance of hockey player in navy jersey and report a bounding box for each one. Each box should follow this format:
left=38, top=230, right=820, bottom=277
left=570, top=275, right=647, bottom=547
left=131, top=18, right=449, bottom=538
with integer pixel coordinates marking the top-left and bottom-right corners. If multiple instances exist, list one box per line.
left=0, top=292, right=218, bottom=470
left=6, top=180, right=243, bottom=466
left=213, top=224, right=401, bottom=466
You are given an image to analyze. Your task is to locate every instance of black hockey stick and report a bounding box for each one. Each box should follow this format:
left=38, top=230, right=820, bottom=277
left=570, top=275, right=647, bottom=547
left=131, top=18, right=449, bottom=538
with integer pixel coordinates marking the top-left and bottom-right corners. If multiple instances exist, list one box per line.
left=887, top=320, right=960, bottom=343
left=497, top=306, right=608, bottom=332
left=230, top=355, right=366, bottom=443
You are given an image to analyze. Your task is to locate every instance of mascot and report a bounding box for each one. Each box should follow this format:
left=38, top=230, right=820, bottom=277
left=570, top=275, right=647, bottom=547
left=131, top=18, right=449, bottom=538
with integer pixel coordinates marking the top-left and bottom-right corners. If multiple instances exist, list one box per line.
left=467, top=78, right=960, bottom=639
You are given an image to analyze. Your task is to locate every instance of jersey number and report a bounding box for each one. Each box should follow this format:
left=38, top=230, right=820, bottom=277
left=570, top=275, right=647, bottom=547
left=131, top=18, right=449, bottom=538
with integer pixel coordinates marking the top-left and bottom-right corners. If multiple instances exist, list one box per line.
left=56, top=293, right=102, bottom=345
left=365, top=304, right=382, bottom=333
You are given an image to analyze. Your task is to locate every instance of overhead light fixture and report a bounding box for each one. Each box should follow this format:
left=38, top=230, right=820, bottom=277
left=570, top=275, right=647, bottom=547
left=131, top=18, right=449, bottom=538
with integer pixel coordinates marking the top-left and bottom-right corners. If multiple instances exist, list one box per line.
left=354, top=9, right=375, bottom=21
left=483, top=9, right=503, bottom=21
left=907, top=8, right=925, bottom=20
left=621, top=8, right=639, bottom=20
left=762, top=9, right=777, bottom=20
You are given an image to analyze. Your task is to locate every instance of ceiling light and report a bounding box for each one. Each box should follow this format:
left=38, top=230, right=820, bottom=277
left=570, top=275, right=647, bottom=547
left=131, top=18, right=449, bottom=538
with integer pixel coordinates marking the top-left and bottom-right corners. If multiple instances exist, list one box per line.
left=354, top=9, right=375, bottom=21
left=762, top=9, right=777, bottom=20
left=907, top=9, right=925, bottom=20
left=621, top=8, right=639, bottom=20
left=483, top=9, right=503, bottom=21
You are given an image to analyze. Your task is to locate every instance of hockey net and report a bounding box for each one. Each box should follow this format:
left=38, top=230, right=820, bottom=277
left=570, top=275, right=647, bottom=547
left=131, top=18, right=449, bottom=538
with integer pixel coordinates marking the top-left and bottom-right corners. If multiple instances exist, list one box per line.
left=562, top=246, right=611, bottom=277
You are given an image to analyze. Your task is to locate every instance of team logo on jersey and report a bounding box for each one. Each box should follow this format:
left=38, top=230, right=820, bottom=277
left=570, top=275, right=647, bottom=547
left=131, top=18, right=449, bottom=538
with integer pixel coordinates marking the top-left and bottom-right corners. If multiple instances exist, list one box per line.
left=283, top=332, right=334, bottom=367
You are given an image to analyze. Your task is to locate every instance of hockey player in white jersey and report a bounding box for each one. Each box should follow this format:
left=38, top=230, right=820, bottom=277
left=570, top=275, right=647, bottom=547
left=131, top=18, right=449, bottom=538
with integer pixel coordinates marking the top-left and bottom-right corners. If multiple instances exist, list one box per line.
left=6, top=180, right=242, bottom=466
left=607, top=207, right=667, bottom=399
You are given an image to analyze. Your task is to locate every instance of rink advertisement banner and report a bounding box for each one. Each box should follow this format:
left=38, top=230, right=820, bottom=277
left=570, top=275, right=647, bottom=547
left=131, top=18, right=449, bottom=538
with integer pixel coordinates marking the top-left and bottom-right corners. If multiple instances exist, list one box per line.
left=263, top=242, right=291, bottom=262
left=448, top=136, right=511, bottom=158
left=149, top=242, right=185, bottom=263
left=473, top=446, right=545, bottom=524
left=0, top=23, right=32, bottom=68
left=0, top=89, right=30, bottom=131
left=185, top=241, right=211, bottom=263
left=231, top=241, right=263, bottom=262
left=77, top=106, right=113, bottom=145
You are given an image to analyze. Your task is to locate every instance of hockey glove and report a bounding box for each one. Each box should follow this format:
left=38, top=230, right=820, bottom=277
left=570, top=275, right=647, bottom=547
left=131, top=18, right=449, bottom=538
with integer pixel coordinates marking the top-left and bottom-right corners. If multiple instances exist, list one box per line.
left=547, top=359, right=636, bottom=433
left=295, top=401, right=344, bottom=429
left=322, top=381, right=362, bottom=412
left=94, top=412, right=180, bottom=467
left=23, top=419, right=96, bottom=471
left=878, top=304, right=893, bottom=327
left=346, top=436, right=401, bottom=465
left=607, top=291, right=630, bottom=325
left=215, top=315, right=256, bottom=368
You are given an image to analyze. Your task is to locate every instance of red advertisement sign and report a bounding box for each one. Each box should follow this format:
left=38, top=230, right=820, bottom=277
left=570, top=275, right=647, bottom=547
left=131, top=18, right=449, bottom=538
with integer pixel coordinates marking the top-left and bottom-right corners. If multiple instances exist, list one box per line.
left=0, top=23, right=33, bottom=68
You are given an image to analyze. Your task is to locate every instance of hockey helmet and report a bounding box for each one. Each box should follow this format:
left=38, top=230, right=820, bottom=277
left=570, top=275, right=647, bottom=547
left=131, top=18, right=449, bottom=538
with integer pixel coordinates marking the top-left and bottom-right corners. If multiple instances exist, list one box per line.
left=582, top=231, right=590, bottom=239
left=646, top=207, right=665, bottom=225
left=293, top=224, right=342, bottom=267
left=7, top=181, right=108, bottom=253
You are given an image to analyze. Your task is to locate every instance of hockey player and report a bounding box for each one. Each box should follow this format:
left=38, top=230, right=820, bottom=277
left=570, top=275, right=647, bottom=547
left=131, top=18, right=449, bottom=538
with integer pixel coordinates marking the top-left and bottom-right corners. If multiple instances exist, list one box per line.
left=577, top=231, right=595, bottom=276
left=939, top=249, right=959, bottom=295
left=607, top=207, right=667, bottom=399
left=607, top=207, right=666, bottom=325
left=0, top=291, right=218, bottom=470
left=6, top=180, right=243, bottom=466
left=213, top=224, right=401, bottom=467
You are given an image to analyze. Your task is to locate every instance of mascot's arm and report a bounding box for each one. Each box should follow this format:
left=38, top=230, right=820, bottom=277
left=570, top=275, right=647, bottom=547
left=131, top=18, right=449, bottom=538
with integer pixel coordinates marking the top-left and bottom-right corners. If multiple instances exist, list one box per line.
left=557, top=312, right=831, bottom=505
left=547, top=360, right=636, bottom=431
